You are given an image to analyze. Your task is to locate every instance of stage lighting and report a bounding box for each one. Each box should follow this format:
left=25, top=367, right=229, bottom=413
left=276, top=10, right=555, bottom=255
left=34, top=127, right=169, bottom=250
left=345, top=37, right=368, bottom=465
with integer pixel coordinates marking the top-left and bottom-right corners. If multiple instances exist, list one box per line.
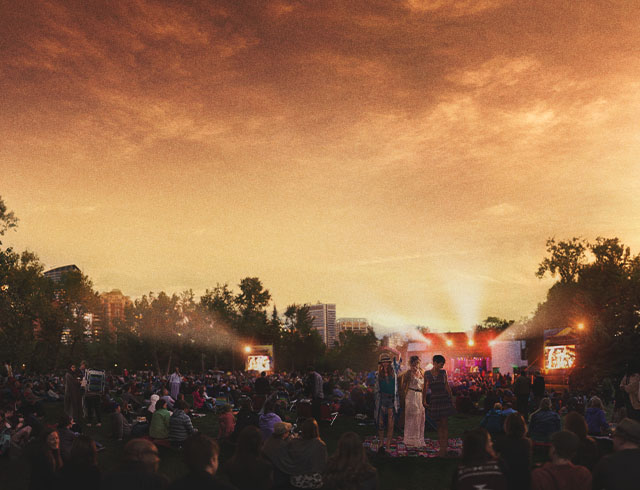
left=244, top=345, right=252, bottom=353
left=446, top=339, right=453, bottom=346
left=468, top=339, right=474, bottom=346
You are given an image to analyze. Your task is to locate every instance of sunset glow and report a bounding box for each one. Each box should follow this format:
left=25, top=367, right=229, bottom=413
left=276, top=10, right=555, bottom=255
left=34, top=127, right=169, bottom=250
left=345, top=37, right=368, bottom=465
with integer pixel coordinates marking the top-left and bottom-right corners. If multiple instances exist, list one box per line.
left=3, top=1, right=640, bottom=333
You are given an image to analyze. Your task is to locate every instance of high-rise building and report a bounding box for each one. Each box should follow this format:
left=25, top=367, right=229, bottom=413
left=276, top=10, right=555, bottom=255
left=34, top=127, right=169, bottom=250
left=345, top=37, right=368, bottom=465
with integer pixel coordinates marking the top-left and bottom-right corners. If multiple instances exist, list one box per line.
left=44, top=265, right=81, bottom=283
left=97, top=289, right=132, bottom=337
left=336, top=318, right=371, bottom=335
left=308, top=303, right=337, bottom=347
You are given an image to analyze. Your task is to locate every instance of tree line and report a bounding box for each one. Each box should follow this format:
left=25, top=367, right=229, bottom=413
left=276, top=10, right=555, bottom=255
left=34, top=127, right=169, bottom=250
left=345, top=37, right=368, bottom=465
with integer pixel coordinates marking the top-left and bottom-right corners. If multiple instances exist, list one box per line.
left=0, top=197, right=379, bottom=374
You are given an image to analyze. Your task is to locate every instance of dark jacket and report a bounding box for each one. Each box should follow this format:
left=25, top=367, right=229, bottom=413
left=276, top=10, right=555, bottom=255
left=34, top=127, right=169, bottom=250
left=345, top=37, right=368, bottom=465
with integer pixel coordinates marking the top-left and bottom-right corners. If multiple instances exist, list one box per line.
left=168, top=471, right=237, bottom=490
left=529, top=409, right=561, bottom=442
left=168, top=409, right=194, bottom=443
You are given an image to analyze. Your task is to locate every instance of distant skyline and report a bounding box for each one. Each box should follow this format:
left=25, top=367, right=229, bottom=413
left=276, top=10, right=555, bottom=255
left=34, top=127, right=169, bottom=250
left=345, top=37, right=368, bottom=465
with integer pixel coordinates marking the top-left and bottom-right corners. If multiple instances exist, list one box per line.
left=3, top=1, right=640, bottom=335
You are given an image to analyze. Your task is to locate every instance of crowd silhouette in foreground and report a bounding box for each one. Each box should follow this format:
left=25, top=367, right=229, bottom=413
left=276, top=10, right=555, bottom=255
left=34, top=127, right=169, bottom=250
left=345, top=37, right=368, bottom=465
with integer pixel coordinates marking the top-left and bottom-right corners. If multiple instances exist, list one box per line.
left=1, top=357, right=640, bottom=489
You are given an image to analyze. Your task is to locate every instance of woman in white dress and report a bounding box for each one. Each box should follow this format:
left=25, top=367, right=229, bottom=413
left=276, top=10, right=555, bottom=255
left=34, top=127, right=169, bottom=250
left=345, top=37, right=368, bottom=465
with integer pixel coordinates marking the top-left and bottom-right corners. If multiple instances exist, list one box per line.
left=400, top=355, right=425, bottom=447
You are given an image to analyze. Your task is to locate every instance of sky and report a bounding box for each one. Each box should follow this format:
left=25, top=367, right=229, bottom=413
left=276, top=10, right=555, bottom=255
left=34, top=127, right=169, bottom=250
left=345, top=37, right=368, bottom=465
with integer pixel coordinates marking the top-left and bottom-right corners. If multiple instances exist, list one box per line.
left=2, top=0, right=640, bottom=334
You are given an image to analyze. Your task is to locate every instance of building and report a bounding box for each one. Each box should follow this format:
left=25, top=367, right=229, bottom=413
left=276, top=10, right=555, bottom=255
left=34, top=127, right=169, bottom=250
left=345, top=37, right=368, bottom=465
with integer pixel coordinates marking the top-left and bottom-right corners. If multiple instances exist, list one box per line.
left=44, top=264, right=81, bottom=283
left=96, top=289, right=132, bottom=338
left=308, top=303, right=337, bottom=347
left=336, top=318, right=371, bottom=335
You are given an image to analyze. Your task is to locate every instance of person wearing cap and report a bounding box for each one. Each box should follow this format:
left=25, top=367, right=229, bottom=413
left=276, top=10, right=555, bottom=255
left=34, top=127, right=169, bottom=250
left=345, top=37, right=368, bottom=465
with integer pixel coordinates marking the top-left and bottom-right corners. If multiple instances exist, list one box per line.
left=262, top=421, right=293, bottom=488
left=592, top=417, right=640, bottom=490
left=374, top=346, right=401, bottom=453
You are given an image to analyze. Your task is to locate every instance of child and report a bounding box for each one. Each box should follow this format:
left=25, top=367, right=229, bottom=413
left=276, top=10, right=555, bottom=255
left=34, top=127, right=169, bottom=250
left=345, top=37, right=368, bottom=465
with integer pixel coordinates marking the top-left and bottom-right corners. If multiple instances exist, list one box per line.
left=218, top=404, right=235, bottom=440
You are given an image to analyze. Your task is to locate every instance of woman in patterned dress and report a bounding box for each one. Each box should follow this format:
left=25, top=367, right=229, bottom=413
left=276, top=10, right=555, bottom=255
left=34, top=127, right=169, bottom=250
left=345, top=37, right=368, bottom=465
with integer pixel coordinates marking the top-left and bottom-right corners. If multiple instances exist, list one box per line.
left=400, top=356, right=425, bottom=447
left=423, top=354, right=456, bottom=457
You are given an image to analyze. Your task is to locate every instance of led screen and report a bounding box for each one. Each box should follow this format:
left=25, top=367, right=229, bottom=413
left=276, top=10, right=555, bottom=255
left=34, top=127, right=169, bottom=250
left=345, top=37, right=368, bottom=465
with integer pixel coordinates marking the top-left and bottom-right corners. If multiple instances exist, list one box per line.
left=247, top=355, right=271, bottom=372
left=544, top=345, right=576, bottom=370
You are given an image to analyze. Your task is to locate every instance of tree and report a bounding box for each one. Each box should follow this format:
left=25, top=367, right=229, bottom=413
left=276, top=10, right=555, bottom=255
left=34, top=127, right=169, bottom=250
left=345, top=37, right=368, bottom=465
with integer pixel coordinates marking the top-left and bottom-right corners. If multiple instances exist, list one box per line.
left=331, top=329, right=379, bottom=371
left=0, top=197, right=18, bottom=238
left=536, top=237, right=587, bottom=283
left=475, top=316, right=514, bottom=334
left=278, top=304, right=325, bottom=370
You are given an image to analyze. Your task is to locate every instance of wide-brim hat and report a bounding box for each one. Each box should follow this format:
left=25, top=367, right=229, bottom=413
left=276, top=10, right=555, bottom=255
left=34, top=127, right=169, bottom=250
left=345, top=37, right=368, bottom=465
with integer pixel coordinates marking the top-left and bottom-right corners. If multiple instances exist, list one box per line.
left=614, top=418, right=640, bottom=445
left=378, top=352, right=392, bottom=364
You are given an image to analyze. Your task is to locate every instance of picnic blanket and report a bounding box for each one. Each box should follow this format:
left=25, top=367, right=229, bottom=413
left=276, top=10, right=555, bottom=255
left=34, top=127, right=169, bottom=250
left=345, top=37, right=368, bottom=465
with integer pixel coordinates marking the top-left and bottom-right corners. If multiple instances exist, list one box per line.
left=363, top=436, right=463, bottom=458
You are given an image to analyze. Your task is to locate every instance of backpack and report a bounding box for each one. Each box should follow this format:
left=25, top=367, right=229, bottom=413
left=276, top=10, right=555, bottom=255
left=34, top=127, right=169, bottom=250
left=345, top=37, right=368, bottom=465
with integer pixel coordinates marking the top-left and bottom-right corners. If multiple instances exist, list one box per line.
left=86, top=370, right=105, bottom=394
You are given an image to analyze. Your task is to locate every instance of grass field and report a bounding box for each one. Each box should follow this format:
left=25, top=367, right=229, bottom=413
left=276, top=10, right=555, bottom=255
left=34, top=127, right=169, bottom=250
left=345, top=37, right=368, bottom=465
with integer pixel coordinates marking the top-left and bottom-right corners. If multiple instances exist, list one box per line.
left=0, top=401, right=515, bottom=490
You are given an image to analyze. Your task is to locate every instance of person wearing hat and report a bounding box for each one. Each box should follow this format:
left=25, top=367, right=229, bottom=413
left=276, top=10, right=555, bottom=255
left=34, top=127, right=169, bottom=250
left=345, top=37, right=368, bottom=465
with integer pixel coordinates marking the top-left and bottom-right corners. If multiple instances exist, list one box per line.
left=374, top=346, right=401, bottom=453
left=592, top=417, right=640, bottom=490
left=262, top=420, right=293, bottom=488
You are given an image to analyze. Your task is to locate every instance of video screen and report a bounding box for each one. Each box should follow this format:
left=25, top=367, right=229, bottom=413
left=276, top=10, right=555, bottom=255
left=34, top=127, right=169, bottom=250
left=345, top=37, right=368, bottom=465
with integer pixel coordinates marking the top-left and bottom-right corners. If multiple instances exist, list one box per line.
left=544, top=345, right=576, bottom=370
left=246, top=355, right=271, bottom=372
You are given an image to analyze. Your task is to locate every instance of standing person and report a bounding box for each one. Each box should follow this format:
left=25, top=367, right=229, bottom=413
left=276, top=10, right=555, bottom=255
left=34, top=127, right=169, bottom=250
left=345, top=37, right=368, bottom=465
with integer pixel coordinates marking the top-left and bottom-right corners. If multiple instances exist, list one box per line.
left=374, top=348, right=401, bottom=453
left=306, top=366, right=324, bottom=422
left=531, top=431, right=591, bottom=490
left=64, top=364, right=82, bottom=424
left=423, top=354, right=456, bottom=457
left=169, top=367, right=182, bottom=402
left=592, top=418, right=640, bottom=490
left=513, top=368, right=531, bottom=420
left=532, top=371, right=545, bottom=408
left=619, top=361, right=640, bottom=422
left=398, top=355, right=425, bottom=447
left=83, top=365, right=104, bottom=427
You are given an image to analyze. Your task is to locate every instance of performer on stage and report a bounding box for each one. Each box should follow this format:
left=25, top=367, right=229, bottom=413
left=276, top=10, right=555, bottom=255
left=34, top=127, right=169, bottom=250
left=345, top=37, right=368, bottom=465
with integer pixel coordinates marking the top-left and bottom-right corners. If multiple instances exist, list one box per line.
left=374, top=347, right=401, bottom=453
left=399, top=355, right=425, bottom=447
left=423, top=354, right=456, bottom=457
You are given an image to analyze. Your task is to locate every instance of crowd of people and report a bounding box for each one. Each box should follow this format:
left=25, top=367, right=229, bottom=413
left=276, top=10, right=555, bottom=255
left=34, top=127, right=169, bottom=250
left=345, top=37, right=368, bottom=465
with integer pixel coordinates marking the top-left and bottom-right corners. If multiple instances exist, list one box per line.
left=0, top=355, right=639, bottom=489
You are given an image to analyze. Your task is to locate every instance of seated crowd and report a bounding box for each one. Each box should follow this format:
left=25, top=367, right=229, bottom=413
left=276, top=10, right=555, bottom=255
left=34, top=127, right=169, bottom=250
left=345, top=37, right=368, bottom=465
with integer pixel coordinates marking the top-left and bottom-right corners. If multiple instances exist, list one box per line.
left=2, top=360, right=640, bottom=490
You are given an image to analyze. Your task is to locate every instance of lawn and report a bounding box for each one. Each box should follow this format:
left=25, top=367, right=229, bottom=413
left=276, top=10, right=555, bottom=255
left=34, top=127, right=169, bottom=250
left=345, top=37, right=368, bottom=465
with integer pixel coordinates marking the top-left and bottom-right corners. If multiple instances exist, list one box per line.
left=1, top=401, right=489, bottom=490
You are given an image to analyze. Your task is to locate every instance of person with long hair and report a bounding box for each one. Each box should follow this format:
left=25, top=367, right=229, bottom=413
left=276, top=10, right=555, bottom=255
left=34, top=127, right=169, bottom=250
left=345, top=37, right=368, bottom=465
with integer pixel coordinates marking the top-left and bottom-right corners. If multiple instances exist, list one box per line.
left=494, top=412, right=532, bottom=490
left=285, top=418, right=328, bottom=489
left=398, top=355, right=425, bottom=447
left=374, top=347, right=401, bottom=452
left=222, top=425, right=273, bottom=490
left=423, top=354, right=456, bottom=457
left=528, top=397, right=561, bottom=442
left=585, top=396, right=609, bottom=436
left=57, top=434, right=101, bottom=490
left=324, top=432, right=378, bottom=490
left=452, top=428, right=507, bottom=490
left=563, top=411, right=599, bottom=471
left=27, top=428, right=64, bottom=490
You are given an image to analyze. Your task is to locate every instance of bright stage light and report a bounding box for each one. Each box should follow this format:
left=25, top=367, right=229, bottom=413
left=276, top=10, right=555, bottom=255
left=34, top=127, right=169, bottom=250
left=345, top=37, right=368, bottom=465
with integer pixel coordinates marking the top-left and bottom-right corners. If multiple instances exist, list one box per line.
left=489, top=340, right=496, bottom=347
left=577, top=323, right=585, bottom=330
left=244, top=345, right=252, bottom=353
left=468, top=339, right=474, bottom=346
left=446, top=339, right=453, bottom=346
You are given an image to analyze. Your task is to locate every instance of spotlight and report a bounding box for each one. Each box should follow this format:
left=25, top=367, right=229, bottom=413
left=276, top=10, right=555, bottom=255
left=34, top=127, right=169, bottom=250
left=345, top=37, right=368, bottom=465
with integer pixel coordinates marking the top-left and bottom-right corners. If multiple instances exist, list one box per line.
left=468, top=340, right=475, bottom=347
left=489, top=340, right=496, bottom=347
left=577, top=323, right=585, bottom=330
left=244, top=345, right=252, bottom=353
left=446, top=339, right=453, bottom=346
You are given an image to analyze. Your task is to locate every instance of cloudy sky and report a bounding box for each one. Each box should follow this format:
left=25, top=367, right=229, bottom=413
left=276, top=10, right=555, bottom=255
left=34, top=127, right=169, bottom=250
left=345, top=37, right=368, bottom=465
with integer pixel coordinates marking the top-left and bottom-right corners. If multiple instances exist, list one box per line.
left=2, top=0, right=640, bottom=333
